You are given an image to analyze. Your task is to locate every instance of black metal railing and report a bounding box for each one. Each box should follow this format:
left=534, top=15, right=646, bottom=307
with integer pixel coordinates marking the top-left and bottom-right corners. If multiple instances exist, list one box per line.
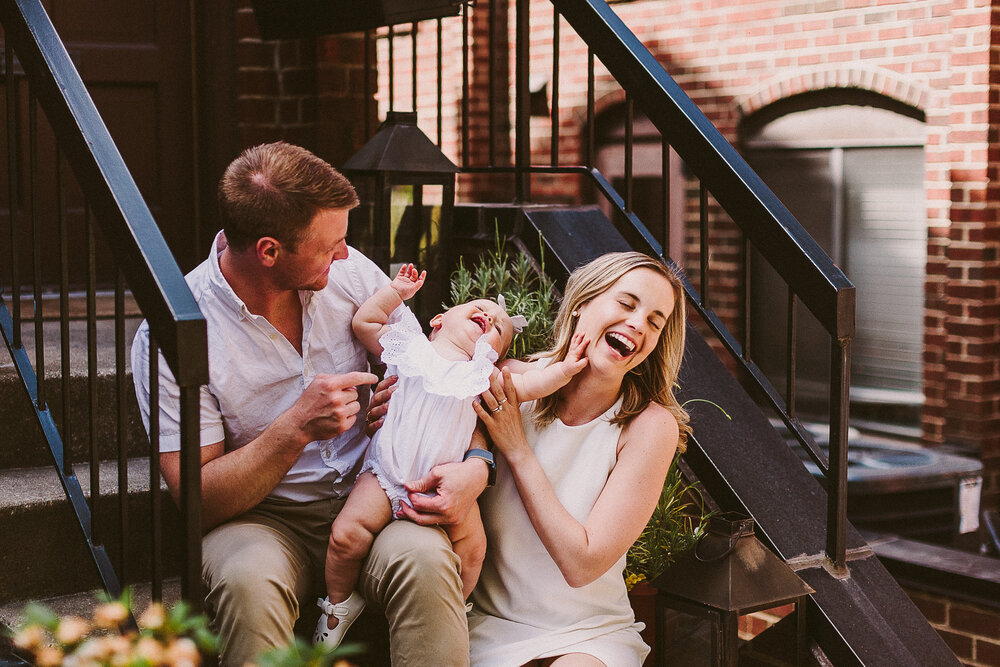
left=371, top=0, right=855, bottom=569
left=0, top=0, right=207, bottom=606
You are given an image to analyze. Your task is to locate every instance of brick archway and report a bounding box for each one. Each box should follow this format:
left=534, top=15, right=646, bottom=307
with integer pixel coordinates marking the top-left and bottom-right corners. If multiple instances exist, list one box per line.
left=735, top=66, right=933, bottom=118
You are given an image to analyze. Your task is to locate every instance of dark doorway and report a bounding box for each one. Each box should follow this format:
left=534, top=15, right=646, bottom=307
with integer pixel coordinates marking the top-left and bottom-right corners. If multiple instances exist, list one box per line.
left=1, top=1, right=236, bottom=286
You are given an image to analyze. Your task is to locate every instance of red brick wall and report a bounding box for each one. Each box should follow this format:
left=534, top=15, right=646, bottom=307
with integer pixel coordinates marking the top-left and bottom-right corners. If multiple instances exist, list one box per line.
left=234, top=1, right=372, bottom=166
left=580, top=2, right=999, bottom=511
left=379, top=0, right=1000, bottom=509
left=250, top=0, right=999, bottom=509
left=907, top=588, right=1000, bottom=666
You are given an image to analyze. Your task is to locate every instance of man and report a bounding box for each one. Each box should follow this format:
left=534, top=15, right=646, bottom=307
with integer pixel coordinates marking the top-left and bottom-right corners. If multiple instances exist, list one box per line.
left=131, top=142, right=487, bottom=665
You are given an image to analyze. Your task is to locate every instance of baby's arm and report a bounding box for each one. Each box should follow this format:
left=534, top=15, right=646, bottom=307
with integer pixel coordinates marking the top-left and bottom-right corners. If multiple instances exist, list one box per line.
left=500, top=332, right=589, bottom=401
left=352, top=264, right=426, bottom=356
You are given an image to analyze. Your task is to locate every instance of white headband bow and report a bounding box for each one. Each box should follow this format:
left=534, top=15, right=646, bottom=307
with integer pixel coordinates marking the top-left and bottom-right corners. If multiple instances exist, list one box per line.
left=497, top=294, right=529, bottom=333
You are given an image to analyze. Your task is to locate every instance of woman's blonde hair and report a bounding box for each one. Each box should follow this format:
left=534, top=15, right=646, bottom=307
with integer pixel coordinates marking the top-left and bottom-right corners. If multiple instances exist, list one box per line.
left=532, top=252, right=690, bottom=452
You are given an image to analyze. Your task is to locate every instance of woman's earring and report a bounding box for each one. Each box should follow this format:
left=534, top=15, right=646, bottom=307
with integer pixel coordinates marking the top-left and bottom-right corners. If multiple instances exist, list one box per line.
left=571, top=310, right=580, bottom=318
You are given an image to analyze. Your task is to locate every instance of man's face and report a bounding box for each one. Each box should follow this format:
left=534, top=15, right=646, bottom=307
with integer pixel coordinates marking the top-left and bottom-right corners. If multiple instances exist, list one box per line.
left=274, top=208, right=350, bottom=291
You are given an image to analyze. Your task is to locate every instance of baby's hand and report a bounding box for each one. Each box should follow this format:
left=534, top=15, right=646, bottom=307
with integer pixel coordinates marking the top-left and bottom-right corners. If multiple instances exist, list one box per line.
left=557, top=332, right=590, bottom=379
left=390, top=263, right=427, bottom=301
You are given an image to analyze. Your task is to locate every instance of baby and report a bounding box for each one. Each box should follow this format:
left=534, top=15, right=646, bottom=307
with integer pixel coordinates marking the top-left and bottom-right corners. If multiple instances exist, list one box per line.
left=314, top=264, right=589, bottom=648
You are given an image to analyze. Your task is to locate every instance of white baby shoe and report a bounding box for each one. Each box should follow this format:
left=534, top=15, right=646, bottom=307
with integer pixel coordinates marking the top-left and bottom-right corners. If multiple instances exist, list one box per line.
left=313, top=592, right=366, bottom=649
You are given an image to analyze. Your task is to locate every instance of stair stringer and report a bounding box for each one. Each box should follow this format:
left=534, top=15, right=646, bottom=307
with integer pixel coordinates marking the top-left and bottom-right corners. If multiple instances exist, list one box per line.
left=677, top=330, right=958, bottom=666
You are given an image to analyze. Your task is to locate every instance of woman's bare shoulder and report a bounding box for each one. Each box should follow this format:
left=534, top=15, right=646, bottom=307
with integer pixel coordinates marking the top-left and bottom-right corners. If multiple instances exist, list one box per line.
left=620, top=402, right=679, bottom=453
left=634, top=402, right=679, bottom=431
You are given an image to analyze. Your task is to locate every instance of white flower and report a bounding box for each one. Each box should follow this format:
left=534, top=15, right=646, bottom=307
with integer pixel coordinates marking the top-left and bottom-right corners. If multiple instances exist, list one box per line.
left=55, top=616, right=91, bottom=644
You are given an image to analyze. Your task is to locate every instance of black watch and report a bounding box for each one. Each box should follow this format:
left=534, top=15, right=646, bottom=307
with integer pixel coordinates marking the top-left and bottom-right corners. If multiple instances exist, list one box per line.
left=463, top=448, right=496, bottom=487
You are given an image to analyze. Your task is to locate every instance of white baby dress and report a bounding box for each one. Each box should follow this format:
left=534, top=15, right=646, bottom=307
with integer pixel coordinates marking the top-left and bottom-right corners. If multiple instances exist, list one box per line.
left=360, top=319, right=498, bottom=513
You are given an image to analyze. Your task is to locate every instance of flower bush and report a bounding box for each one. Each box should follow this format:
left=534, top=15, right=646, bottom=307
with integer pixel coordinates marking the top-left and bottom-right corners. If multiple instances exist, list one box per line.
left=8, top=591, right=360, bottom=667
left=9, top=591, right=216, bottom=667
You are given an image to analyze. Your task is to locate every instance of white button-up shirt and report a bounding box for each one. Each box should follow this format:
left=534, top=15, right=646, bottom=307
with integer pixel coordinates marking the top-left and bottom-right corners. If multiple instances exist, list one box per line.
left=131, top=233, right=409, bottom=502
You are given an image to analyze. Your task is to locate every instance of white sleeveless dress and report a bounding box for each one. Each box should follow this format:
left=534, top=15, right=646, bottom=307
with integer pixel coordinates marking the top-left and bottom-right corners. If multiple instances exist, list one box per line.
left=469, top=398, right=649, bottom=667
left=359, top=320, right=497, bottom=513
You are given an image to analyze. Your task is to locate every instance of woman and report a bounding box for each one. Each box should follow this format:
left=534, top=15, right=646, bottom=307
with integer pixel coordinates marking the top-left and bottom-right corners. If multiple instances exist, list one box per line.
left=468, top=252, right=690, bottom=667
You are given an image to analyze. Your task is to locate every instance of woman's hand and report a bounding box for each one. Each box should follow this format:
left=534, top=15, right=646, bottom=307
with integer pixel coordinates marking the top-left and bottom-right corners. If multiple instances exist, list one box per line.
left=473, top=367, right=530, bottom=461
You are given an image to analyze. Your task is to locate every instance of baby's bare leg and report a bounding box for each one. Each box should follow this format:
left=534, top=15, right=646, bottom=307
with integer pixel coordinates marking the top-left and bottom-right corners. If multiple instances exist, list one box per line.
left=325, top=473, right=393, bottom=627
left=444, top=502, right=487, bottom=600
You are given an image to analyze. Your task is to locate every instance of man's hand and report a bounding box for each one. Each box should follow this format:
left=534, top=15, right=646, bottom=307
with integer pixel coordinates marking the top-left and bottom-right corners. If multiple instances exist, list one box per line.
left=287, top=371, right=378, bottom=443
left=365, top=374, right=398, bottom=437
left=398, top=458, right=489, bottom=526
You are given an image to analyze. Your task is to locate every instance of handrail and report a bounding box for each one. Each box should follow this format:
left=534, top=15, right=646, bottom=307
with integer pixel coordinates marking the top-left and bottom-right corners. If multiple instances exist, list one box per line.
left=389, top=0, right=855, bottom=567
left=0, top=0, right=207, bottom=384
left=551, top=0, right=855, bottom=341
left=0, top=0, right=208, bottom=604
left=543, top=0, right=854, bottom=567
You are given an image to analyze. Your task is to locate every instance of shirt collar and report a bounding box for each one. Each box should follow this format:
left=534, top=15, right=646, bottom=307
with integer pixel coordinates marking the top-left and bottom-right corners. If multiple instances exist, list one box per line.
left=207, top=231, right=254, bottom=320
left=207, top=231, right=319, bottom=321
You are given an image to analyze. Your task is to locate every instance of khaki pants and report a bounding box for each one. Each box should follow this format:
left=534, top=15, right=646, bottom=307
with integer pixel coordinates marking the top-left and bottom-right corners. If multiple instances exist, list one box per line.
left=202, top=496, right=470, bottom=666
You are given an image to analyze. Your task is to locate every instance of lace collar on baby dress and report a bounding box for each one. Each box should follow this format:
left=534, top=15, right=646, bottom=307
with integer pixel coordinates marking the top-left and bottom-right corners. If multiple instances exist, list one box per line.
left=379, top=321, right=498, bottom=399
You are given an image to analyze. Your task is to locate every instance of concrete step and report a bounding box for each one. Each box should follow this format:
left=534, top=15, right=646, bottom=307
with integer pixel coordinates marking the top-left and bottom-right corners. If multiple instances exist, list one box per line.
left=0, top=457, right=183, bottom=605
left=0, top=307, right=147, bottom=471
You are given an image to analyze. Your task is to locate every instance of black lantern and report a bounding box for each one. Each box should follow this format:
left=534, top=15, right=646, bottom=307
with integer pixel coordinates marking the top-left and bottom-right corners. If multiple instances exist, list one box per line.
left=654, top=514, right=814, bottom=666
left=251, top=0, right=463, bottom=39
left=343, top=111, right=458, bottom=323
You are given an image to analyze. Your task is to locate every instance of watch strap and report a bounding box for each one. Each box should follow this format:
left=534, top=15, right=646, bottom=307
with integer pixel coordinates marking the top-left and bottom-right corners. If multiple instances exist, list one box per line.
left=463, top=448, right=496, bottom=487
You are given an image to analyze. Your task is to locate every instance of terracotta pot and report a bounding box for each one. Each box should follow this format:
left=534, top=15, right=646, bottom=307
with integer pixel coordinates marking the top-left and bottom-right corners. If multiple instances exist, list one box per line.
left=629, top=583, right=681, bottom=664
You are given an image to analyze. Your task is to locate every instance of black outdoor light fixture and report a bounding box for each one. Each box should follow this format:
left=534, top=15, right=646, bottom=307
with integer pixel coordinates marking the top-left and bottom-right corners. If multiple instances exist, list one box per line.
left=343, top=111, right=459, bottom=323
left=251, top=0, right=464, bottom=39
left=654, top=513, right=815, bottom=666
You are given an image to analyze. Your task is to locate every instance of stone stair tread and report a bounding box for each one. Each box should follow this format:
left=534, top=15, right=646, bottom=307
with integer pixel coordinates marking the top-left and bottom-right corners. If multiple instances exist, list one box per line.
left=0, top=317, right=142, bottom=381
left=0, top=578, right=181, bottom=629
left=0, top=458, right=166, bottom=512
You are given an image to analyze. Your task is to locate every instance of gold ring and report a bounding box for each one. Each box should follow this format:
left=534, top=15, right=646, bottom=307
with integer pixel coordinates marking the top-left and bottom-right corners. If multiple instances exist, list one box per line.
left=498, top=398, right=509, bottom=405
left=491, top=404, right=504, bottom=414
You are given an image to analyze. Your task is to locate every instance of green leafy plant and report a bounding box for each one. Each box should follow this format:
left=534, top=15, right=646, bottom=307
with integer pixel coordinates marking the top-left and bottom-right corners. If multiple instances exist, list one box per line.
left=447, top=233, right=558, bottom=359
left=623, top=461, right=712, bottom=590
left=254, top=637, right=362, bottom=667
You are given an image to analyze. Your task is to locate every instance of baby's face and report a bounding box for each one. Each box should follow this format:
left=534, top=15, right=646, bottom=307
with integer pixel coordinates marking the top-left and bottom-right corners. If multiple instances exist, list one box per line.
left=436, top=299, right=514, bottom=358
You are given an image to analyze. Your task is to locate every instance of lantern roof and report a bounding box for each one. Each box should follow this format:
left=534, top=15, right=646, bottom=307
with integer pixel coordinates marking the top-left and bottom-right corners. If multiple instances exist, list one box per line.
left=653, top=514, right=814, bottom=612
left=343, top=112, right=458, bottom=175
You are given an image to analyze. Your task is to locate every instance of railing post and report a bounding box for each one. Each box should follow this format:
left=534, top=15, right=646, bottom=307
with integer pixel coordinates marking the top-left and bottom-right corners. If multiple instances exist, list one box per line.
left=6, top=44, right=21, bottom=348
left=179, top=385, right=203, bottom=609
left=827, top=336, right=850, bottom=571
left=515, top=0, right=530, bottom=201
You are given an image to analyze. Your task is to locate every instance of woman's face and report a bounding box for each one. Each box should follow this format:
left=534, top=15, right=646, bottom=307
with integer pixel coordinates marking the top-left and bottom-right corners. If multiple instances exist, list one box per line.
left=573, top=267, right=677, bottom=377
